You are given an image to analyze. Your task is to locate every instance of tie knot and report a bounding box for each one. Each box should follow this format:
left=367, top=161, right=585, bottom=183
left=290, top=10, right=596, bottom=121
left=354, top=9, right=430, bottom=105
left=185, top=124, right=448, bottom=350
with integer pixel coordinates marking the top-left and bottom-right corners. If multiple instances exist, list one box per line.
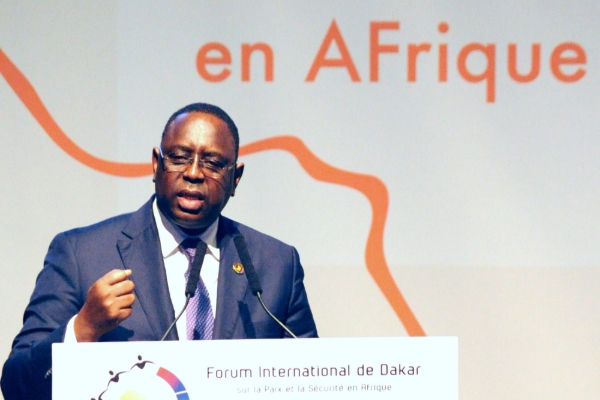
left=180, top=238, right=201, bottom=261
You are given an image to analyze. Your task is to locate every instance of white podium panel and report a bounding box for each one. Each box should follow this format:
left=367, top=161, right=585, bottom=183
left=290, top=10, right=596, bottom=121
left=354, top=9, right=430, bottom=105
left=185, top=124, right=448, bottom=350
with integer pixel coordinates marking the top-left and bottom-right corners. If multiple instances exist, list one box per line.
left=53, top=337, right=457, bottom=399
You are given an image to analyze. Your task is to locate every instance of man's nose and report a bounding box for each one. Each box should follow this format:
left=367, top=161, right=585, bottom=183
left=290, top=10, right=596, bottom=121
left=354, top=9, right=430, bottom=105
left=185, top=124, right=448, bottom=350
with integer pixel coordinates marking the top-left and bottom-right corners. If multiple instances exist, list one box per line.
left=183, top=154, right=205, bottom=180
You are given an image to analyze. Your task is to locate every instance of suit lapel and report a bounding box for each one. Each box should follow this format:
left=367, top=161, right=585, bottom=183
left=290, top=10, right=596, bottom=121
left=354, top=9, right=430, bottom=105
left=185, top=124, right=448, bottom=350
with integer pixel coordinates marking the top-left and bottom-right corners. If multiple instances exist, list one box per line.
left=213, top=217, right=249, bottom=339
left=117, top=198, right=177, bottom=340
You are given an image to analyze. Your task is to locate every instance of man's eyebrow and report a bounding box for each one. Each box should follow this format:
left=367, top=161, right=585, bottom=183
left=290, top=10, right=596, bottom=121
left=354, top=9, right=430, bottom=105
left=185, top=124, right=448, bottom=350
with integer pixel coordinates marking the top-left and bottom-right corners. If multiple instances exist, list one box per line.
left=202, top=150, right=227, bottom=158
left=168, top=146, right=229, bottom=160
left=169, top=145, right=193, bottom=153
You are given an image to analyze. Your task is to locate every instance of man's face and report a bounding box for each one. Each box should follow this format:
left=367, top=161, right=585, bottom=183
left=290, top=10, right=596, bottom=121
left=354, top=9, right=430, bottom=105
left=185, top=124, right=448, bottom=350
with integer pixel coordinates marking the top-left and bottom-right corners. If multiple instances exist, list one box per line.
left=152, top=112, right=244, bottom=233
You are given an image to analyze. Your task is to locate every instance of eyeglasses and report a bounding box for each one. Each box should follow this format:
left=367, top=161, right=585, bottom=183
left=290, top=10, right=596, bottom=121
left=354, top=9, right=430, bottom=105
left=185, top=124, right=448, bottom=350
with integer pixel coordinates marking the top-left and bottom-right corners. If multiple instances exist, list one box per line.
left=159, top=146, right=235, bottom=179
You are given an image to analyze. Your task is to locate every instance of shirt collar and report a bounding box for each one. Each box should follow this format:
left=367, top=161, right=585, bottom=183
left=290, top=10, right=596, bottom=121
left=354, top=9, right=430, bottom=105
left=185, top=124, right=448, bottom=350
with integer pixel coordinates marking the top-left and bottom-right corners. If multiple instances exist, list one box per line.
left=152, top=199, right=220, bottom=261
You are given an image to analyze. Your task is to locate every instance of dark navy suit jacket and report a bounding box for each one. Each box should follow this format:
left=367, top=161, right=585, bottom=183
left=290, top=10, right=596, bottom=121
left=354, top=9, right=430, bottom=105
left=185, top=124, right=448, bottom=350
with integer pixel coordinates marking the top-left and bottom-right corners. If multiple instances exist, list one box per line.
left=1, top=198, right=317, bottom=400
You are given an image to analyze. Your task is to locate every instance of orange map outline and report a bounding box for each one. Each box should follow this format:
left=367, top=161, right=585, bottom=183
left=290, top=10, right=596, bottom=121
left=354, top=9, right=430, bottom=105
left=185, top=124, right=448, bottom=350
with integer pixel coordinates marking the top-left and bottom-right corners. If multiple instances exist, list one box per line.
left=0, top=48, right=424, bottom=336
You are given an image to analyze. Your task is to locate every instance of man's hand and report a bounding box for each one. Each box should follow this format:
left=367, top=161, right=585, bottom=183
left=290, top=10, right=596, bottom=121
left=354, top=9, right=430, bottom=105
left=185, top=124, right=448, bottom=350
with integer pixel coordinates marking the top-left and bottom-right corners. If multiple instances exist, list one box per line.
left=74, top=269, right=135, bottom=342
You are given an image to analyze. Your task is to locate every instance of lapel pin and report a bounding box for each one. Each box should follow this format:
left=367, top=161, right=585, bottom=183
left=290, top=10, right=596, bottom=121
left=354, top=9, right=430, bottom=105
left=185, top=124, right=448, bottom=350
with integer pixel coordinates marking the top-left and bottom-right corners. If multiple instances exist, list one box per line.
left=232, top=262, right=245, bottom=274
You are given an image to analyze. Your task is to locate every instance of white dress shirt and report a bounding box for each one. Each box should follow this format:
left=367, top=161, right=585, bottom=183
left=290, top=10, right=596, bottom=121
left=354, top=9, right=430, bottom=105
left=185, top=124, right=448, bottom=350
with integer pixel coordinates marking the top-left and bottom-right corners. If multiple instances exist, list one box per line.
left=153, top=200, right=220, bottom=340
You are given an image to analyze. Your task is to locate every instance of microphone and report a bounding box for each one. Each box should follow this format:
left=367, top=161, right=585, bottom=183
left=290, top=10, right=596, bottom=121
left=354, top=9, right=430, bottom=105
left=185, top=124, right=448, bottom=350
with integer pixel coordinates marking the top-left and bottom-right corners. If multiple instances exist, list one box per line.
left=233, top=234, right=297, bottom=339
left=233, top=235, right=262, bottom=296
left=161, top=240, right=207, bottom=341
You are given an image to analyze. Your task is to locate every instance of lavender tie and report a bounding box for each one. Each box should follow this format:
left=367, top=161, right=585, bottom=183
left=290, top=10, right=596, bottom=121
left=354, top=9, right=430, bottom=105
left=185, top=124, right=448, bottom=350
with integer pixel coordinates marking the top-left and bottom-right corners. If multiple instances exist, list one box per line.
left=180, top=238, right=214, bottom=340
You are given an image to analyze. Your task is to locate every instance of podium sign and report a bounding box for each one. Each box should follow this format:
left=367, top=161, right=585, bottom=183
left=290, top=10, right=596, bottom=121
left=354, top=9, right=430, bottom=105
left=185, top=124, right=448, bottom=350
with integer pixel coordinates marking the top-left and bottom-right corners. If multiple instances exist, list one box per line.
left=53, top=337, right=457, bottom=399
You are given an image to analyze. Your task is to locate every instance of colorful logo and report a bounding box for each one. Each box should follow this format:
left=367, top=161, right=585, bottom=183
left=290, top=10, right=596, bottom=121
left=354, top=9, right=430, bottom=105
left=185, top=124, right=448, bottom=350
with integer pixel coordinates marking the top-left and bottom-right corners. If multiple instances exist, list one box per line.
left=93, top=355, right=189, bottom=400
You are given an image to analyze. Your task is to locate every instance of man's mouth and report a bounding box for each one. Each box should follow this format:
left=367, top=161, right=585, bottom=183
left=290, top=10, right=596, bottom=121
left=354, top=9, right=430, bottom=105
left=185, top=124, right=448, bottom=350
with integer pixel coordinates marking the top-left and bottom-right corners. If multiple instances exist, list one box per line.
left=177, top=190, right=205, bottom=211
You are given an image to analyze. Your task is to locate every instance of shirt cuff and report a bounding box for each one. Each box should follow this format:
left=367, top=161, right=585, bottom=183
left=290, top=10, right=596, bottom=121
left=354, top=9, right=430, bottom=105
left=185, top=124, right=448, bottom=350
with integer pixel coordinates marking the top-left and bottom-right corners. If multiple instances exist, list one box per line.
left=63, top=314, right=79, bottom=343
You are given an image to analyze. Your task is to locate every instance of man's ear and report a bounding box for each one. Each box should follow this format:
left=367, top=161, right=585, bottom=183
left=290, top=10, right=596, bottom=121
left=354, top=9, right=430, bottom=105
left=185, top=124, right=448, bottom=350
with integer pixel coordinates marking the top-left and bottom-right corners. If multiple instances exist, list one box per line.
left=230, top=162, right=244, bottom=197
left=152, top=147, right=160, bottom=182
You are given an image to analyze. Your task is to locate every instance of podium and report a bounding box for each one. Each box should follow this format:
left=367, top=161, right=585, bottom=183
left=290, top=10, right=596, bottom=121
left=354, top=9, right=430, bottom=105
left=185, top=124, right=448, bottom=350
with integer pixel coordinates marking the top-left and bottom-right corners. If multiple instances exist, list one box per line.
left=53, top=337, right=457, bottom=399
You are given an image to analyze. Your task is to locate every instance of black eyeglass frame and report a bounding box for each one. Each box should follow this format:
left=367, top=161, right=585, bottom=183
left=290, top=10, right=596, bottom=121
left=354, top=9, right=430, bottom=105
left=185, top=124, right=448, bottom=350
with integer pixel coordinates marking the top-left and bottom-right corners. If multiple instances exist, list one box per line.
left=158, top=145, right=236, bottom=179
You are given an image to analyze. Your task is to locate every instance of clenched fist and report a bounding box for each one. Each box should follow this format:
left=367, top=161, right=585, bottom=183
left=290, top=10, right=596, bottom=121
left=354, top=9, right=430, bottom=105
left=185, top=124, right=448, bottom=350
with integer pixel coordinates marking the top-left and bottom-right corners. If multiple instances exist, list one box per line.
left=74, top=269, right=135, bottom=342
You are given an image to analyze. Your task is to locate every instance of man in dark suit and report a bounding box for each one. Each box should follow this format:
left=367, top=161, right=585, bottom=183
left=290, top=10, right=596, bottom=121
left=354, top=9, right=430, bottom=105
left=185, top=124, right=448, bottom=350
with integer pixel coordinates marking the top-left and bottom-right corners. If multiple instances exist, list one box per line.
left=1, top=103, right=318, bottom=400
